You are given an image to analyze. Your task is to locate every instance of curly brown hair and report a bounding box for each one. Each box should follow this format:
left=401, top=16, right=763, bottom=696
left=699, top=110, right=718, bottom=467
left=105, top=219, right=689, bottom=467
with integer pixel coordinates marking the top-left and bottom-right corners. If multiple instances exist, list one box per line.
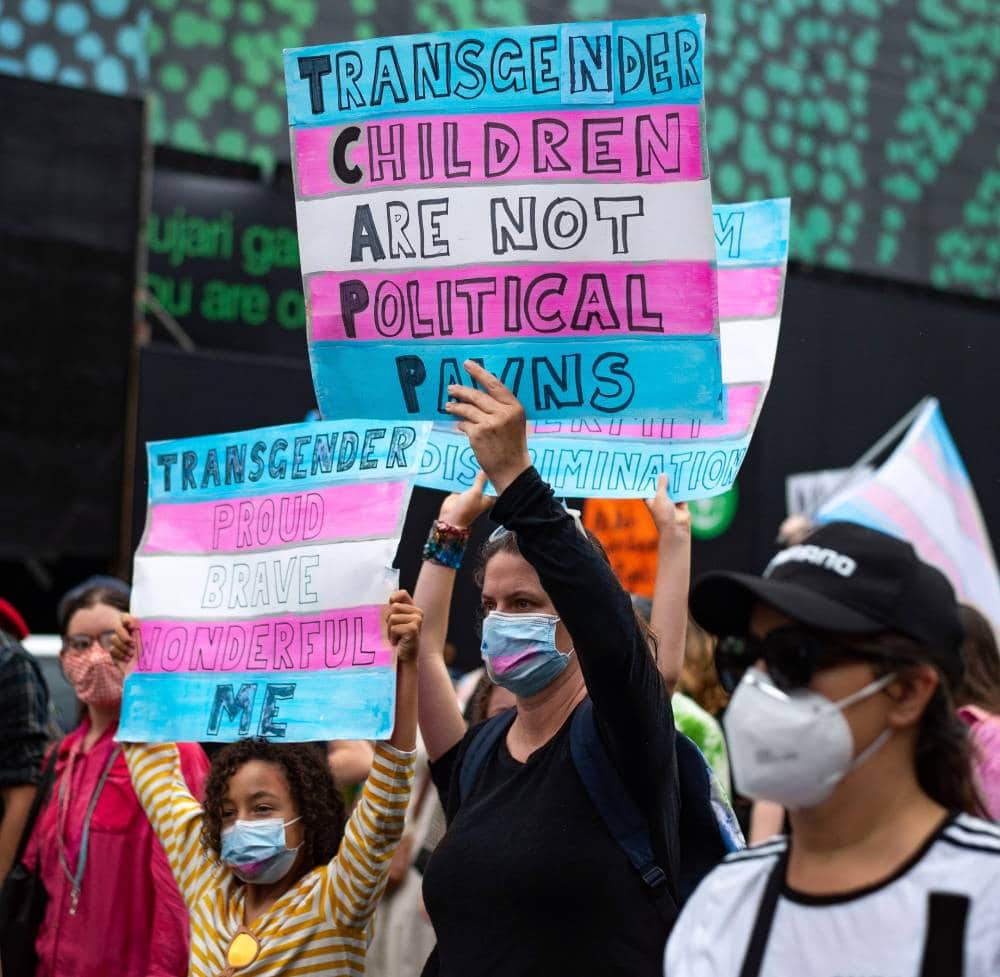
left=200, top=739, right=346, bottom=880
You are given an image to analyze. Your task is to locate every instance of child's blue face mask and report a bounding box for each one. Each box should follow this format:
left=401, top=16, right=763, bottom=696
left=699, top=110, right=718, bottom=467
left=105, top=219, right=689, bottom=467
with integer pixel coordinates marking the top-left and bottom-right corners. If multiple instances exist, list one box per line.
left=221, top=816, right=301, bottom=884
left=480, top=611, right=574, bottom=698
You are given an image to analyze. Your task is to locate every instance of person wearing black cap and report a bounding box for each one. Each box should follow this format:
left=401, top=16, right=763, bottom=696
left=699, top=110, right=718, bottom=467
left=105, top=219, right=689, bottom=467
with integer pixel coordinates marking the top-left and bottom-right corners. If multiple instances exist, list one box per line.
left=665, top=521, right=1000, bottom=977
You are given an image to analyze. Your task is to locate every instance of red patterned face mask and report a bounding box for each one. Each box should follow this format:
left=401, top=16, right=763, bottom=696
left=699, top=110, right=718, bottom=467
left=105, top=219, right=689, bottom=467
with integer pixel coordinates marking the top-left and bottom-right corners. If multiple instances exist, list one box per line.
left=62, top=646, right=124, bottom=706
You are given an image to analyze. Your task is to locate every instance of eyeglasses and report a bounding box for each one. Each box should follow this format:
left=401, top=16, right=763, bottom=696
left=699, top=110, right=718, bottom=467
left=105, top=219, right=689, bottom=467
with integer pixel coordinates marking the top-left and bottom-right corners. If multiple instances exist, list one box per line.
left=220, top=927, right=261, bottom=975
left=62, top=631, right=117, bottom=654
left=714, top=627, right=887, bottom=695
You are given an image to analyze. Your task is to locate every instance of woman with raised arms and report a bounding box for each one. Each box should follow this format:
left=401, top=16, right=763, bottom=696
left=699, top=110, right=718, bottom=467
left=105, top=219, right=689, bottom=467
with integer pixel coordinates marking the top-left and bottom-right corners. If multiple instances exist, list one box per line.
left=415, top=361, right=690, bottom=977
left=110, top=590, right=422, bottom=977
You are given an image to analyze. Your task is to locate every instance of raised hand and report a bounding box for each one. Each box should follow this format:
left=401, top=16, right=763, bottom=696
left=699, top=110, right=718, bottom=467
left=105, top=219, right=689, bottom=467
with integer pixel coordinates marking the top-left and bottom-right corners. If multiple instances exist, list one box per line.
left=109, top=613, right=139, bottom=676
left=644, top=473, right=691, bottom=545
left=444, top=360, right=532, bottom=495
left=438, top=469, right=494, bottom=529
left=387, top=590, right=424, bottom=663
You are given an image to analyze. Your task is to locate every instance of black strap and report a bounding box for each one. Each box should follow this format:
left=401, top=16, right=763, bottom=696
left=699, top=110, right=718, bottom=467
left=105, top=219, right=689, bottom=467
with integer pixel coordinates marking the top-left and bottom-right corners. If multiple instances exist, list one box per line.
left=12, top=741, right=60, bottom=868
left=457, top=709, right=516, bottom=804
left=569, top=700, right=678, bottom=918
left=737, top=851, right=787, bottom=977
left=918, top=891, right=969, bottom=977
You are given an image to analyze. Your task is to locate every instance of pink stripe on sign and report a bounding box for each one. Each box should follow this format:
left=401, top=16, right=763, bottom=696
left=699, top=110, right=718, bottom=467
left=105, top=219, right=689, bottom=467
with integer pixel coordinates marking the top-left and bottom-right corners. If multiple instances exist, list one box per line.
left=308, top=262, right=717, bottom=342
left=717, top=266, right=784, bottom=319
left=532, top=383, right=762, bottom=440
left=293, top=105, right=704, bottom=196
left=144, top=482, right=407, bottom=555
left=135, top=606, right=391, bottom=674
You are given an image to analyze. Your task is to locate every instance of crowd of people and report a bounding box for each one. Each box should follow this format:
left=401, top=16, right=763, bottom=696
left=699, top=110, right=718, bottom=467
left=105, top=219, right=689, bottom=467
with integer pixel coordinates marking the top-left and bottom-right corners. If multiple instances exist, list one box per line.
left=1, top=362, right=999, bottom=976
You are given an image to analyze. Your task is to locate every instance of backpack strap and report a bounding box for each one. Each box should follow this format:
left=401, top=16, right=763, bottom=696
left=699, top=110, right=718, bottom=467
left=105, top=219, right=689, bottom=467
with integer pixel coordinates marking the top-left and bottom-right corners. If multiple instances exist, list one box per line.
left=569, top=700, right=678, bottom=920
left=457, top=708, right=516, bottom=805
left=737, top=850, right=787, bottom=977
left=13, top=740, right=60, bottom=868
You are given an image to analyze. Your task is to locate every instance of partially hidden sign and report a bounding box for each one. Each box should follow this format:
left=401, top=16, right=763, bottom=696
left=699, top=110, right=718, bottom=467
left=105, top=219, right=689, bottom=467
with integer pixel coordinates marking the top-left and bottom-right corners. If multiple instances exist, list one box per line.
left=117, top=419, right=431, bottom=743
left=582, top=498, right=658, bottom=598
left=284, top=17, right=723, bottom=422
left=419, top=197, right=790, bottom=499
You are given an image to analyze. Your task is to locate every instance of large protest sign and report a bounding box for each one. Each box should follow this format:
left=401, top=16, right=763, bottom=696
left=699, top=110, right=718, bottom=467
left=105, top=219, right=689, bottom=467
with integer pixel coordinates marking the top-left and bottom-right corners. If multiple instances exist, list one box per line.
left=117, top=418, right=431, bottom=743
left=284, top=17, right=723, bottom=422
left=816, top=399, right=1000, bottom=634
left=419, top=197, right=789, bottom=499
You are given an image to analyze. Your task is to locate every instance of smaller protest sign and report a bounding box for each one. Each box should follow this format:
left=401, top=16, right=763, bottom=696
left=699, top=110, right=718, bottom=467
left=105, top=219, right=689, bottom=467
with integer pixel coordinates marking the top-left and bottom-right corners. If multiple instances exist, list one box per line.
left=418, top=197, right=790, bottom=499
left=582, top=498, right=658, bottom=598
left=117, top=418, right=431, bottom=743
left=785, top=466, right=873, bottom=519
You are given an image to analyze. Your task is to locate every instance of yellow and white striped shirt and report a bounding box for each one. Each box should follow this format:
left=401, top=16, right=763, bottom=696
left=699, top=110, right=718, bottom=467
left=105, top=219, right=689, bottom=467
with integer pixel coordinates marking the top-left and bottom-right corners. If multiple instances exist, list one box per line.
left=124, top=741, right=415, bottom=977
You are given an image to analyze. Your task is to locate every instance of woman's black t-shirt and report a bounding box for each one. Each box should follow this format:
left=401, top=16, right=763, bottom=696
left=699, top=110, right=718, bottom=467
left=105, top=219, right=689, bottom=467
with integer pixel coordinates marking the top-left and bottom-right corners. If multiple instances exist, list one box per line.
left=421, top=467, right=679, bottom=977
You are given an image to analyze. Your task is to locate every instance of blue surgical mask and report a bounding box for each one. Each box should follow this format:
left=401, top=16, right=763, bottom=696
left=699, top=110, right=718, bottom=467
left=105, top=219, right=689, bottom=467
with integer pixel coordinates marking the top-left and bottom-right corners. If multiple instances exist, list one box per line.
left=481, top=611, right=574, bottom=698
left=221, top=816, right=301, bottom=884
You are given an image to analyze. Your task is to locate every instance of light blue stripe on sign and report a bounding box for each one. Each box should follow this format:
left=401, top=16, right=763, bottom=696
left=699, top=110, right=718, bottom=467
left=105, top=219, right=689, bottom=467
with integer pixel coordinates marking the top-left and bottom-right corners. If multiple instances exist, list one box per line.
left=417, top=426, right=751, bottom=500
left=117, top=668, right=396, bottom=743
left=309, top=336, right=724, bottom=423
left=146, top=419, right=431, bottom=504
left=713, top=198, right=790, bottom=267
left=284, top=15, right=705, bottom=126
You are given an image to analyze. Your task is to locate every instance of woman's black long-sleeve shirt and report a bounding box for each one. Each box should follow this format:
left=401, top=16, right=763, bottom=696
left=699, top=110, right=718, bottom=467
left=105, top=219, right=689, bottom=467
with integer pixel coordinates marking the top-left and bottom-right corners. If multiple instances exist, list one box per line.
left=421, top=467, right=679, bottom=977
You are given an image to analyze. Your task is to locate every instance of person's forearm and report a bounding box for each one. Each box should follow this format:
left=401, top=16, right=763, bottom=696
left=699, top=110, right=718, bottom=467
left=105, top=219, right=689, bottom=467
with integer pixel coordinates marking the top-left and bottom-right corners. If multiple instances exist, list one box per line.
left=389, top=658, right=418, bottom=752
left=649, top=532, right=691, bottom=693
left=0, top=784, right=38, bottom=883
left=414, top=560, right=467, bottom=761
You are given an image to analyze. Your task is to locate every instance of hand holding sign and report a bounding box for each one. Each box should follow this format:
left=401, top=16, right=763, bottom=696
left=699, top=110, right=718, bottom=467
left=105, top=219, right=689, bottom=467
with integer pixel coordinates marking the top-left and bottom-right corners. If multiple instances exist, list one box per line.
left=387, top=590, right=423, bottom=664
left=445, top=360, right=533, bottom=496
left=110, top=614, right=139, bottom=677
left=644, top=473, right=691, bottom=547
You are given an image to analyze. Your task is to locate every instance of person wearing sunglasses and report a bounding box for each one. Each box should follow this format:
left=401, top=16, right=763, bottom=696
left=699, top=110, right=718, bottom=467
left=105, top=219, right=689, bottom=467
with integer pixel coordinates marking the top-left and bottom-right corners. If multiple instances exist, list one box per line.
left=108, top=589, right=420, bottom=977
left=23, top=580, right=209, bottom=977
left=665, top=522, right=1000, bottom=977
left=413, top=361, right=684, bottom=977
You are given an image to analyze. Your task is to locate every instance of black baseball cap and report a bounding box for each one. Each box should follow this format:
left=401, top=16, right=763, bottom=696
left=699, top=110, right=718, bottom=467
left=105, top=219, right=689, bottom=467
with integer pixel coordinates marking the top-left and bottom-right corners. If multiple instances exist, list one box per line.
left=690, top=521, right=965, bottom=679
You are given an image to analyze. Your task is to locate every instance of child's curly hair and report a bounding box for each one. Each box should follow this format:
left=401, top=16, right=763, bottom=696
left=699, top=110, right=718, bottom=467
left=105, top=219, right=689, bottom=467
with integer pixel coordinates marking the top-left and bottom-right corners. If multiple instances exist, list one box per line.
left=200, top=739, right=346, bottom=880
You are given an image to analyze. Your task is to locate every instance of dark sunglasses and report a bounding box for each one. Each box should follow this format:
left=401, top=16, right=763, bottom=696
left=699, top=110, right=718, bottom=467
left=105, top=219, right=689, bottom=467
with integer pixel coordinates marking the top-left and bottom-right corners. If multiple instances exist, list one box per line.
left=714, top=627, right=887, bottom=695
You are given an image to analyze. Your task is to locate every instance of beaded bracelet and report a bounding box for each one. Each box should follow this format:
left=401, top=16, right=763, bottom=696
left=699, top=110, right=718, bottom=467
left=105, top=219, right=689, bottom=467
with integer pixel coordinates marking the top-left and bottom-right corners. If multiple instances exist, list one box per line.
left=422, top=520, right=470, bottom=569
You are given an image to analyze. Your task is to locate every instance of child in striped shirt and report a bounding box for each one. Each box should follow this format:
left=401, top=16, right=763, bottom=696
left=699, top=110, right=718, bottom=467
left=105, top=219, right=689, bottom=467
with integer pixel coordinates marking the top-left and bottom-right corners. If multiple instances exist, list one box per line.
left=111, top=590, right=421, bottom=977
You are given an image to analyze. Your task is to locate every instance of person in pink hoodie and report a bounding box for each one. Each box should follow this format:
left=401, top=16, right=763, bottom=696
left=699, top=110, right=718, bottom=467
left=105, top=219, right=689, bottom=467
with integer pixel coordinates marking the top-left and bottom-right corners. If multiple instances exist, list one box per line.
left=24, top=579, right=209, bottom=977
left=954, top=603, right=1000, bottom=819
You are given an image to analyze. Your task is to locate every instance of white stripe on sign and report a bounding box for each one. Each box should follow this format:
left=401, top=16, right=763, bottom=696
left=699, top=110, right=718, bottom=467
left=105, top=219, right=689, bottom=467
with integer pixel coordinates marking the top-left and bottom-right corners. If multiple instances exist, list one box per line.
left=295, top=179, right=717, bottom=275
left=132, top=538, right=399, bottom=619
left=720, top=317, right=780, bottom=384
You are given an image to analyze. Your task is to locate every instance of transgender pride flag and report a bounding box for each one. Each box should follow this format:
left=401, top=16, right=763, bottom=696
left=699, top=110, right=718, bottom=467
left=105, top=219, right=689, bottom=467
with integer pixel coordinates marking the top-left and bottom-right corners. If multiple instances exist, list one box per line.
left=816, top=399, right=1000, bottom=633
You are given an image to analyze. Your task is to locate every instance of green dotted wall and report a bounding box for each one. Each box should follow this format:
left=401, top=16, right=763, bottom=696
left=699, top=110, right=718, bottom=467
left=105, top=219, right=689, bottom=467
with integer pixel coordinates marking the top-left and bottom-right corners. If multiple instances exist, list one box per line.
left=2, top=0, right=997, bottom=297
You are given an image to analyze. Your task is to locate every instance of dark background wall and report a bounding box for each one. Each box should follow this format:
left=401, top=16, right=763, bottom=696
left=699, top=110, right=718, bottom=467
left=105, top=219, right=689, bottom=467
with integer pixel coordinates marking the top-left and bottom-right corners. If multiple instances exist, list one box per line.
left=0, top=76, right=143, bottom=626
